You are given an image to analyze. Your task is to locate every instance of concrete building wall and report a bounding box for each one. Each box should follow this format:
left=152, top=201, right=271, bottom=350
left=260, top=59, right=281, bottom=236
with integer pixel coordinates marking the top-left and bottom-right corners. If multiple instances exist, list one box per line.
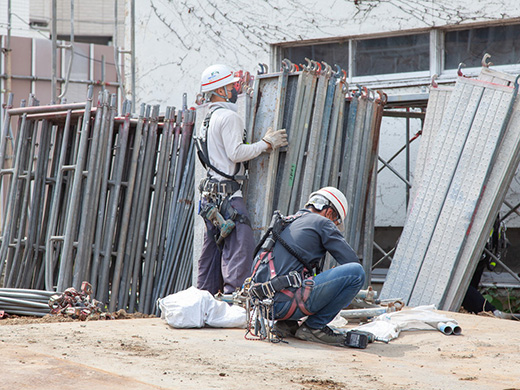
left=128, top=0, right=520, bottom=228
left=0, top=0, right=126, bottom=106
left=128, top=0, right=520, bottom=107
left=0, top=0, right=39, bottom=38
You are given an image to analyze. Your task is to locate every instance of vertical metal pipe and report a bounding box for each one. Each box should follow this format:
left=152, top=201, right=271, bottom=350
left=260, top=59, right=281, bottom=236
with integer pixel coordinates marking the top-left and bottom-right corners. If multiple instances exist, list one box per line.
left=113, top=0, right=126, bottom=104
left=51, top=0, right=58, bottom=103
left=97, top=102, right=132, bottom=304
left=119, top=104, right=146, bottom=310
left=0, top=97, right=36, bottom=284
left=128, top=105, right=151, bottom=312
left=73, top=91, right=111, bottom=288
left=136, top=106, right=160, bottom=313
left=107, top=102, right=141, bottom=311
left=44, top=110, right=73, bottom=290
left=5, top=117, right=39, bottom=287
left=58, top=0, right=74, bottom=100
left=406, top=107, right=411, bottom=207
left=153, top=108, right=177, bottom=301
left=56, top=87, right=94, bottom=291
left=131, top=0, right=136, bottom=112
left=6, top=0, right=12, bottom=97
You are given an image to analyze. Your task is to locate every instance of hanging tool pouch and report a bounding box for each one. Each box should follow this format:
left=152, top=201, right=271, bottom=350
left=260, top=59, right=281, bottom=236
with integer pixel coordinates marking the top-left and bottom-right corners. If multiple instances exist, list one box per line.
left=220, top=196, right=251, bottom=227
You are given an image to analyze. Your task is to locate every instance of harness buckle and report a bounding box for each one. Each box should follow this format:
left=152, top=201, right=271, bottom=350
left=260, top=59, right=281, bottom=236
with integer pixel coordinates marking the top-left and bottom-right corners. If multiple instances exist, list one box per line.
left=286, top=270, right=302, bottom=289
left=303, top=279, right=315, bottom=288
left=261, top=282, right=276, bottom=299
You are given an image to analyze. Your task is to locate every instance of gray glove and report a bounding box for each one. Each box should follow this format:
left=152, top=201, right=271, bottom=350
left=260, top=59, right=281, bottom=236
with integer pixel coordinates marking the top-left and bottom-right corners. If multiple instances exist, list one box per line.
left=262, top=127, right=288, bottom=150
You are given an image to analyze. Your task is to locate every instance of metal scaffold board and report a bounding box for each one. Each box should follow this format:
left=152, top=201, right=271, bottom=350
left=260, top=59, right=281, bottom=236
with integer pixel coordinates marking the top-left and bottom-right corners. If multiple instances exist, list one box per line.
left=299, top=69, right=330, bottom=205
left=263, top=67, right=290, bottom=227
left=246, top=74, right=280, bottom=239
left=442, top=72, right=520, bottom=311
left=409, top=82, right=516, bottom=307
left=380, top=76, right=517, bottom=304
left=410, top=85, right=453, bottom=202
left=479, top=66, right=518, bottom=86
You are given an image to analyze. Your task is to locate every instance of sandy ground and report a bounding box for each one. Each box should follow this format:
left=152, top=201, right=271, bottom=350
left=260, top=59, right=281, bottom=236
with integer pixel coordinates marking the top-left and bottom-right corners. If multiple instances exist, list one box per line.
left=1, top=310, right=520, bottom=390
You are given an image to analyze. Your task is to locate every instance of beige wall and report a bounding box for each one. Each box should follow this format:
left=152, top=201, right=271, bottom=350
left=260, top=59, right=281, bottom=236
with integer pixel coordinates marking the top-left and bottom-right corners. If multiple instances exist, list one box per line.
left=29, top=0, right=125, bottom=44
left=1, top=34, right=121, bottom=106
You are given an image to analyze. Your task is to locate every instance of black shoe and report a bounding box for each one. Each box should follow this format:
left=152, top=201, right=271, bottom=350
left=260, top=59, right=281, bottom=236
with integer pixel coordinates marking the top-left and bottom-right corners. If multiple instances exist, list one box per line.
left=272, top=320, right=299, bottom=338
left=295, top=324, right=346, bottom=347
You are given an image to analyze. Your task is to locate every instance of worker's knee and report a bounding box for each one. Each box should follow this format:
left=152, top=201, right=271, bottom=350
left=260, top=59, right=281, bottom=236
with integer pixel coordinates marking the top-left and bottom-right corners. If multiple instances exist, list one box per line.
left=337, top=262, right=365, bottom=286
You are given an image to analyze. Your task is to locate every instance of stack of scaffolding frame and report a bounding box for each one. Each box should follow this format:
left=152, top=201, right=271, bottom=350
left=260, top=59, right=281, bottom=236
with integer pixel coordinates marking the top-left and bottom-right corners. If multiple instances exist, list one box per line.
left=0, top=87, right=196, bottom=314
left=242, top=59, right=386, bottom=281
left=381, top=65, right=520, bottom=311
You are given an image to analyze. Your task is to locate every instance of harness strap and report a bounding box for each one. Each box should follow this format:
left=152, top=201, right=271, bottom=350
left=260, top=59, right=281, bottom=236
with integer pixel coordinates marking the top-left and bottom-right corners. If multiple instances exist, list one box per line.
left=194, top=106, right=242, bottom=181
left=251, top=250, right=268, bottom=278
left=267, top=252, right=276, bottom=279
left=278, top=279, right=314, bottom=321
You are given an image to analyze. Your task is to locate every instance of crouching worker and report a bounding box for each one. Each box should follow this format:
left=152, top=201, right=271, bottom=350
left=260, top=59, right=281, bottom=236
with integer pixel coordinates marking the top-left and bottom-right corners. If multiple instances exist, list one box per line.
left=248, top=187, right=365, bottom=346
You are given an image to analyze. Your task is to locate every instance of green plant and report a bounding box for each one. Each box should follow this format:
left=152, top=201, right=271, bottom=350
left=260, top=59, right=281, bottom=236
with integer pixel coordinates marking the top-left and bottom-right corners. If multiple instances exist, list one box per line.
left=481, top=285, right=520, bottom=313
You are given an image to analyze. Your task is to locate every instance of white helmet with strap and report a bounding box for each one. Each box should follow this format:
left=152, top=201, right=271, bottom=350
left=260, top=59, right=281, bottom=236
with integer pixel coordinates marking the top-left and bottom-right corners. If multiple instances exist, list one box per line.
left=200, top=64, right=239, bottom=93
left=306, top=186, right=348, bottom=224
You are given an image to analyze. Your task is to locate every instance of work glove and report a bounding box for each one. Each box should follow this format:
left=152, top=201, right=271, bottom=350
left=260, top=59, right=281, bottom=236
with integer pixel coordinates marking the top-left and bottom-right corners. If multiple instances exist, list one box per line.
left=262, top=127, right=288, bottom=150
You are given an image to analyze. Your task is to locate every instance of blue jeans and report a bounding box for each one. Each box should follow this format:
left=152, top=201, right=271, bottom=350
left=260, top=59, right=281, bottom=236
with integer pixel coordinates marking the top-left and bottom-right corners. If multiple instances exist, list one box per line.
left=273, top=263, right=365, bottom=329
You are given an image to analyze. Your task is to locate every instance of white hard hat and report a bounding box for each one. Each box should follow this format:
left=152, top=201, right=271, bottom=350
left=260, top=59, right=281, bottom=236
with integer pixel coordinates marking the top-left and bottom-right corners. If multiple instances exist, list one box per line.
left=200, top=64, right=239, bottom=93
left=307, top=186, right=348, bottom=223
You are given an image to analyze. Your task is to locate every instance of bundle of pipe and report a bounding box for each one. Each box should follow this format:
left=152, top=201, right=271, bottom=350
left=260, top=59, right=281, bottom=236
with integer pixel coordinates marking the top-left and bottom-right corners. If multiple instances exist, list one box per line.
left=244, top=59, right=386, bottom=281
left=0, top=288, right=56, bottom=317
left=0, top=87, right=196, bottom=314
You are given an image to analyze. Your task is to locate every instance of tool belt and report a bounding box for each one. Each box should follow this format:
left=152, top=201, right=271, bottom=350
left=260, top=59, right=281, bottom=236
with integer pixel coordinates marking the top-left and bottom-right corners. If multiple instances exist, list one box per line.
left=250, top=270, right=302, bottom=300
left=199, top=177, right=242, bottom=196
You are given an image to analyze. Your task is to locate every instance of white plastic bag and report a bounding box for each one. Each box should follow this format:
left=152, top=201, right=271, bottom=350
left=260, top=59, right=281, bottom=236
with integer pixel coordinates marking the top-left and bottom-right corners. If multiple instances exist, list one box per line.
left=354, top=305, right=460, bottom=342
left=158, top=286, right=246, bottom=328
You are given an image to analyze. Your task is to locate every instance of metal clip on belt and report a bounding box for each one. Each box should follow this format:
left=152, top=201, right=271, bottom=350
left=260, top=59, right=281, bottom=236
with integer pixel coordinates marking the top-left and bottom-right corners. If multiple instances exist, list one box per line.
left=200, top=178, right=241, bottom=195
left=251, top=270, right=303, bottom=300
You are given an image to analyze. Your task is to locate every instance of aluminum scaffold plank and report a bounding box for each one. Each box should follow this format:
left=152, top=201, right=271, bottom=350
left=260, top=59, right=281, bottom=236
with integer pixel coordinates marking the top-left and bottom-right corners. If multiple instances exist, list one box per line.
left=409, top=81, right=518, bottom=307
left=442, top=72, right=520, bottom=311
left=380, top=77, right=489, bottom=303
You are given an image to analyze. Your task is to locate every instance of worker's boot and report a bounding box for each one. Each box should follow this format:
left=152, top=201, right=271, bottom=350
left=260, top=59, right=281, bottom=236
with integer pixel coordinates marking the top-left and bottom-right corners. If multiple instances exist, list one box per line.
left=295, top=323, right=346, bottom=347
left=272, top=320, right=299, bottom=338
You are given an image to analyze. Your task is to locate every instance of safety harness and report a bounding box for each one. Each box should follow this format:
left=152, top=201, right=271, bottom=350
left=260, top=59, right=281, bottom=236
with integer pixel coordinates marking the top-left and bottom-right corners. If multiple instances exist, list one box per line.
left=194, top=107, right=251, bottom=244
left=244, top=211, right=317, bottom=341
left=194, top=106, right=243, bottom=182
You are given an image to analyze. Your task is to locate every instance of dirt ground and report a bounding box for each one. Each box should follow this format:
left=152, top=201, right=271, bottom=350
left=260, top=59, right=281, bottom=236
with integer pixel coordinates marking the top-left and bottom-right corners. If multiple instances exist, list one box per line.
left=1, top=309, right=520, bottom=390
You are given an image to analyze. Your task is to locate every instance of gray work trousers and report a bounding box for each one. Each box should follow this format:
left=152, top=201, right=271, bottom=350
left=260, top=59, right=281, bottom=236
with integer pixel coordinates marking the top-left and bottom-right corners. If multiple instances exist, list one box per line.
left=197, top=196, right=255, bottom=294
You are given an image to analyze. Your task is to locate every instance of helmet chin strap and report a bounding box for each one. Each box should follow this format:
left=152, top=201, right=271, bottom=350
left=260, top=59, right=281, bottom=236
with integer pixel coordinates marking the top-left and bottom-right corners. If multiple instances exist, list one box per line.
left=210, top=89, right=230, bottom=102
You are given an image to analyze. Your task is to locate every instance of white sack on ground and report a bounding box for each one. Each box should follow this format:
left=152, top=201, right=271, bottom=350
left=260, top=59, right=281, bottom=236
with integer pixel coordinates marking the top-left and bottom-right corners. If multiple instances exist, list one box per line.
left=354, top=305, right=460, bottom=342
left=158, top=286, right=246, bottom=328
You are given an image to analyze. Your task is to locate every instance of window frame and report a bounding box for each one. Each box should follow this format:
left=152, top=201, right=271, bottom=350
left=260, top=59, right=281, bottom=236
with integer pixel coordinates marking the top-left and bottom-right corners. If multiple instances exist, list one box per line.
left=273, top=21, right=520, bottom=89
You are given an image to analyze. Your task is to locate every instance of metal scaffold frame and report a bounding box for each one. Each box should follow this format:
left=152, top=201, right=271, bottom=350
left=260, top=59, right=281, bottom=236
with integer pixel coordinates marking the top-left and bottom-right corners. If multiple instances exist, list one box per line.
left=0, top=88, right=197, bottom=315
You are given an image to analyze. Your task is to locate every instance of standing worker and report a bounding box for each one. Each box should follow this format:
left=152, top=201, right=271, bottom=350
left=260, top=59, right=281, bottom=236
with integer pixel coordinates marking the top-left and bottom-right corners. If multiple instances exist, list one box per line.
left=195, top=64, right=288, bottom=295
left=249, top=187, right=365, bottom=346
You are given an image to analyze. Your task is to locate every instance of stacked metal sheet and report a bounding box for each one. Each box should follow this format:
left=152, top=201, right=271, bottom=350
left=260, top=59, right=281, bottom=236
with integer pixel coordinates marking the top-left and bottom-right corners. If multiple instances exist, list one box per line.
left=381, top=65, right=520, bottom=310
left=0, top=87, right=196, bottom=314
left=242, top=59, right=386, bottom=281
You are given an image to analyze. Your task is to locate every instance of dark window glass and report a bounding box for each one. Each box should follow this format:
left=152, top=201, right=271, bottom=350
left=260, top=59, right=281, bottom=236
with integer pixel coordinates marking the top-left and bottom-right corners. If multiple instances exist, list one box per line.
left=355, top=34, right=430, bottom=76
left=283, top=41, right=349, bottom=72
left=445, top=25, right=520, bottom=69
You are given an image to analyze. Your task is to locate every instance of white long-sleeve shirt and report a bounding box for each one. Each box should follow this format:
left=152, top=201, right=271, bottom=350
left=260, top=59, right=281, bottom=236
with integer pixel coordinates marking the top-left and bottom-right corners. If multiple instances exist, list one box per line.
left=205, top=101, right=268, bottom=197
